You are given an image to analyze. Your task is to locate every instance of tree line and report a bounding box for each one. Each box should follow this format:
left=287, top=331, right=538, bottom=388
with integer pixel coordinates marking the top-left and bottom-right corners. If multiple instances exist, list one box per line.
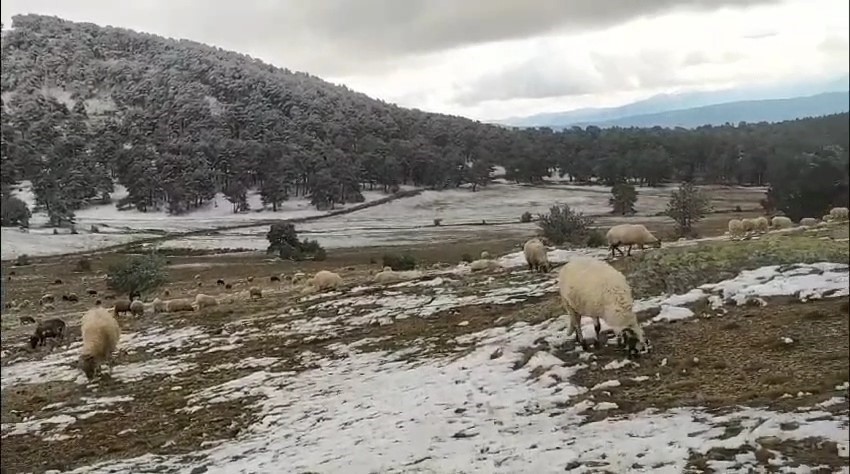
left=1, top=14, right=848, bottom=227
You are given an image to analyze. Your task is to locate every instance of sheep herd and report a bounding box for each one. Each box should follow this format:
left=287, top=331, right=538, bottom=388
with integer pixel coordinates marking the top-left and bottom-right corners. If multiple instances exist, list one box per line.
left=8, top=205, right=849, bottom=383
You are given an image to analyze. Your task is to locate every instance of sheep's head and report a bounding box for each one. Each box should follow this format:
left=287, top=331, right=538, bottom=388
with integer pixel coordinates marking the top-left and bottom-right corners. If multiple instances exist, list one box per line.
left=79, top=354, right=98, bottom=380
left=620, top=328, right=651, bottom=359
left=649, top=238, right=662, bottom=249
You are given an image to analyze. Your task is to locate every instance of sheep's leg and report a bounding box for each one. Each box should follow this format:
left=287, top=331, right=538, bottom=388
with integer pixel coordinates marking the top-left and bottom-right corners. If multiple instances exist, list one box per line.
left=570, top=312, right=590, bottom=352
left=593, top=317, right=604, bottom=349
left=626, top=244, right=633, bottom=256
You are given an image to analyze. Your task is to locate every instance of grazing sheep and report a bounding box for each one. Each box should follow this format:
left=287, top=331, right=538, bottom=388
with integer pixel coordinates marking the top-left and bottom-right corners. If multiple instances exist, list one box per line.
left=194, top=294, right=218, bottom=310
left=216, top=279, right=226, bottom=286
left=558, top=257, right=650, bottom=358
left=270, top=275, right=281, bottom=282
left=374, top=267, right=402, bottom=284
left=480, top=251, right=491, bottom=259
left=18, top=299, right=32, bottom=309
left=113, top=299, right=132, bottom=317
left=42, top=303, right=55, bottom=311
left=469, top=259, right=501, bottom=272
left=741, top=218, right=756, bottom=233
left=753, top=216, right=769, bottom=233
left=164, top=298, right=195, bottom=312
left=64, top=293, right=79, bottom=303
left=20, top=316, right=36, bottom=325
left=523, top=238, right=550, bottom=273
left=129, top=300, right=145, bottom=317
left=247, top=276, right=255, bottom=283
left=86, top=288, right=97, bottom=296
left=39, top=294, right=55, bottom=306
left=249, top=287, right=263, bottom=299
left=305, top=270, right=343, bottom=292
left=771, top=216, right=793, bottom=229
left=799, top=217, right=819, bottom=227
left=94, top=299, right=102, bottom=306
left=79, top=308, right=121, bottom=381
left=164, top=290, right=171, bottom=297
left=194, top=274, right=201, bottom=280
left=829, top=207, right=849, bottom=222
left=29, top=318, right=67, bottom=349
left=225, top=283, right=232, bottom=290
left=727, top=219, right=745, bottom=239
left=152, top=298, right=166, bottom=314
left=53, top=279, right=63, bottom=285
left=606, top=224, right=661, bottom=258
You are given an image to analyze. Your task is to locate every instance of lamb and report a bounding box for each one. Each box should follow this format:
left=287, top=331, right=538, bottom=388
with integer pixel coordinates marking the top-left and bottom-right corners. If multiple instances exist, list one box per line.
left=822, top=214, right=832, bottom=223
left=829, top=207, right=849, bottom=222
left=113, top=299, right=132, bottom=317
left=29, top=318, right=67, bottom=349
left=129, top=300, right=145, bottom=317
left=374, top=267, right=402, bottom=284
left=194, top=294, right=219, bottom=310
left=79, top=308, right=121, bottom=381
left=727, top=219, right=745, bottom=239
left=249, top=286, right=263, bottom=299
left=558, top=257, right=650, bottom=358
left=741, top=218, right=756, bottom=233
left=304, top=270, right=343, bottom=292
left=151, top=298, right=166, bottom=314
left=606, top=224, right=661, bottom=258
left=164, top=298, right=195, bottom=312
left=799, top=217, right=819, bottom=227
left=523, top=238, right=550, bottom=273
left=469, top=259, right=501, bottom=272
left=753, top=216, right=769, bottom=233
left=39, top=294, right=55, bottom=306
left=771, top=216, right=793, bottom=229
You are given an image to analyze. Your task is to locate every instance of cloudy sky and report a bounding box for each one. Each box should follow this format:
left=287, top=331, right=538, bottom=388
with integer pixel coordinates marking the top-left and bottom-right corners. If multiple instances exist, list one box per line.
left=1, top=0, right=848, bottom=121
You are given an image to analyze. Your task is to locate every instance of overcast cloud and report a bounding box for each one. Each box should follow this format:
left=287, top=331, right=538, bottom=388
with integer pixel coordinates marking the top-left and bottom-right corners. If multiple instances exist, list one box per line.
left=1, top=0, right=847, bottom=120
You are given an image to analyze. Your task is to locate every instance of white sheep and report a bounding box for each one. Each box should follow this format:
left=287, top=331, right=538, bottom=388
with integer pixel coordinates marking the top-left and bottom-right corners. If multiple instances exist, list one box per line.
left=42, top=303, right=55, bottom=311
left=152, top=297, right=166, bottom=314
left=374, top=267, right=402, bottom=284
left=39, top=294, right=55, bottom=306
left=480, top=251, right=491, bottom=259
left=753, top=216, right=769, bottom=233
left=523, top=238, right=550, bottom=273
left=79, top=307, right=121, bottom=381
left=822, top=214, right=832, bottom=223
left=164, top=298, right=195, bottom=312
left=194, top=294, right=218, bottom=310
left=829, top=207, right=849, bottom=222
left=799, top=217, right=819, bottom=227
left=606, top=224, right=660, bottom=258
left=741, top=218, right=756, bottom=233
left=771, top=216, right=793, bottom=229
left=469, top=259, right=501, bottom=272
left=558, top=257, right=650, bottom=358
left=129, top=300, right=145, bottom=317
left=249, top=286, right=263, bottom=299
left=727, top=219, right=745, bottom=239
left=304, top=270, right=343, bottom=292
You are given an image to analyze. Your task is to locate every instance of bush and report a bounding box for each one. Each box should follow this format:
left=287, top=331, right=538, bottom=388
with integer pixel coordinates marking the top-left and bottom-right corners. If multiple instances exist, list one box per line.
left=90, top=225, right=100, bottom=233
left=106, top=253, right=168, bottom=296
left=0, top=195, right=31, bottom=227
left=433, top=218, right=442, bottom=226
left=460, top=253, right=473, bottom=263
left=520, top=211, right=533, bottom=223
left=70, top=226, right=78, bottom=235
left=15, top=254, right=31, bottom=266
left=266, top=222, right=326, bottom=261
left=664, top=182, right=711, bottom=237
left=609, top=183, right=637, bottom=215
left=537, top=204, right=594, bottom=246
left=585, top=229, right=607, bottom=248
left=75, top=258, right=92, bottom=272
left=382, top=253, right=416, bottom=271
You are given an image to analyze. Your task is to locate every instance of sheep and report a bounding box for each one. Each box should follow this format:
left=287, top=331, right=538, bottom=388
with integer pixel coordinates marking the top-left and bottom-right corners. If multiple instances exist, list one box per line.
left=771, top=216, right=793, bottom=229
left=558, top=257, right=650, bottom=358
left=799, top=217, right=819, bottom=227
left=290, top=273, right=307, bottom=285
left=52, top=279, right=63, bottom=285
left=113, top=299, right=132, bottom=317
left=480, top=251, right=491, bottom=259
left=79, top=308, right=121, bottom=381
left=753, top=216, right=769, bottom=233
left=39, top=294, right=55, bottom=306
left=164, top=298, right=195, bottom=312
left=194, top=274, right=201, bottom=280
left=29, top=318, right=67, bottom=349
left=829, top=207, right=849, bottom=222
left=523, top=238, right=550, bottom=273
left=129, top=300, right=145, bottom=317
left=246, top=276, right=255, bottom=283
left=469, top=259, right=501, bottom=272
left=225, top=283, right=233, bottom=290
left=19, top=316, right=36, bottom=325
left=741, top=218, right=756, bottom=233
left=86, top=288, right=98, bottom=296
left=216, top=279, right=226, bottom=286
left=151, top=297, right=166, bottom=314
left=606, top=224, right=661, bottom=258
left=822, top=214, right=832, bottom=223
left=64, top=293, right=79, bottom=303
left=374, top=267, right=402, bottom=284
left=249, top=286, right=263, bottom=299
left=270, top=275, right=281, bottom=282
left=194, top=294, right=218, bottom=310
left=42, top=302, right=56, bottom=311
left=727, top=219, right=745, bottom=239
left=304, top=270, right=344, bottom=292
left=18, top=299, right=31, bottom=309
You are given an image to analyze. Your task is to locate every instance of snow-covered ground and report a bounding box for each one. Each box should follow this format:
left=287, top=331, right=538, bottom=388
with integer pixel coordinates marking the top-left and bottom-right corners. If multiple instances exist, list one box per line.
left=2, top=258, right=847, bottom=473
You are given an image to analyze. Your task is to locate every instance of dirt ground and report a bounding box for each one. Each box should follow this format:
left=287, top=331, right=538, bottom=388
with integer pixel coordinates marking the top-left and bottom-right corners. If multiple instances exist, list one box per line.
left=2, top=215, right=848, bottom=473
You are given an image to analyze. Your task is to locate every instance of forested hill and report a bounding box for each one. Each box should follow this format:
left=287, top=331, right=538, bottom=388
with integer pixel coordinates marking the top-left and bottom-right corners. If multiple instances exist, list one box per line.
left=0, top=15, right=848, bottom=226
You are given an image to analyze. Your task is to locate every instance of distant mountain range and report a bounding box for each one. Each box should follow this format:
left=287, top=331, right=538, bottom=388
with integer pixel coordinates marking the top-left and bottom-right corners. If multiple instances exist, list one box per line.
left=498, top=76, right=850, bottom=129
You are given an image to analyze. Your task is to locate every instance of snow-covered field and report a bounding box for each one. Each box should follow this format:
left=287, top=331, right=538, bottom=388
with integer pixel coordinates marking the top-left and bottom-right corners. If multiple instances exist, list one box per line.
left=2, top=249, right=847, bottom=473
left=2, top=182, right=765, bottom=259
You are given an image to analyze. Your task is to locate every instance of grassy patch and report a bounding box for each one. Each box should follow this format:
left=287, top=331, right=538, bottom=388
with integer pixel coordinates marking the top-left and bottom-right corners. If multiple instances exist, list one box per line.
left=617, top=232, right=850, bottom=299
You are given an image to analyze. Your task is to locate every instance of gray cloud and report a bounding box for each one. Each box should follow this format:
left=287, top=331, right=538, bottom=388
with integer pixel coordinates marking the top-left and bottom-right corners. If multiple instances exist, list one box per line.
left=1, top=0, right=780, bottom=76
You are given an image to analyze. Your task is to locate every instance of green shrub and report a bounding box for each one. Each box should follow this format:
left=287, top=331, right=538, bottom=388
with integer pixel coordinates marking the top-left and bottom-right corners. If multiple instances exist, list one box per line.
left=520, top=211, right=533, bottom=223
left=266, top=223, right=326, bottom=261
left=537, top=204, right=594, bottom=246
left=75, top=258, right=92, bottom=272
left=585, top=229, right=607, bottom=248
left=460, top=253, right=473, bottom=263
left=382, top=253, right=416, bottom=271
left=15, top=254, right=31, bottom=266
left=106, top=253, right=168, bottom=296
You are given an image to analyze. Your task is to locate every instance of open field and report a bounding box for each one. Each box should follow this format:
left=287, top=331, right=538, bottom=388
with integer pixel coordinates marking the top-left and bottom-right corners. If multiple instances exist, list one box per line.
left=1, top=182, right=766, bottom=260
left=2, top=222, right=848, bottom=473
